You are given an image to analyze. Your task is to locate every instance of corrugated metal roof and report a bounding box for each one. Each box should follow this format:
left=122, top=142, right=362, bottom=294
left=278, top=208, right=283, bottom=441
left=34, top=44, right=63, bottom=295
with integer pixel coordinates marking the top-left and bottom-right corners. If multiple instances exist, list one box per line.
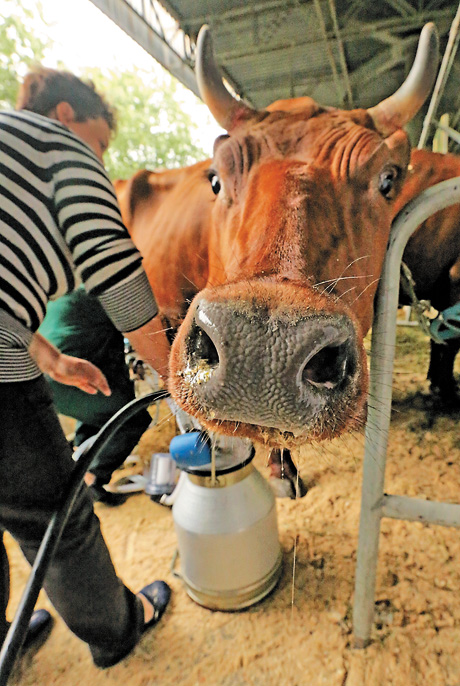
left=160, top=0, right=459, bottom=147
left=160, top=0, right=456, bottom=107
left=90, top=0, right=460, bottom=149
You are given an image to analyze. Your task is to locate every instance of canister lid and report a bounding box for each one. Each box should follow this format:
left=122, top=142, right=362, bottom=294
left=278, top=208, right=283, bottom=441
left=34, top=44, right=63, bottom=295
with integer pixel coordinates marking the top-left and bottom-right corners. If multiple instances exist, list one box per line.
left=169, top=431, right=254, bottom=476
left=170, top=431, right=211, bottom=470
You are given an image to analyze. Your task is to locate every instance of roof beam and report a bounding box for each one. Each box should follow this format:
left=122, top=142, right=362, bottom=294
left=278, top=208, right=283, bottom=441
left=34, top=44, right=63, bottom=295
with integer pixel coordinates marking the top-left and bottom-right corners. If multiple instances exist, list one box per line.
left=343, top=0, right=373, bottom=22
left=87, top=0, right=457, bottom=119
left=384, top=0, right=418, bottom=17
left=452, top=106, right=460, bottom=129
left=371, top=29, right=406, bottom=45
left=342, top=11, right=454, bottom=38
left=245, top=74, right=347, bottom=106
left=182, top=0, right=296, bottom=25
left=311, top=0, right=343, bottom=104
left=88, top=0, right=200, bottom=97
left=350, top=56, right=402, bottom=90
left=434, top=119, right=460, bottom=146
left=348, top=40, right=408, bottom=88
left=327, top=0, right=354, bottom=107
left=216, top=10, right=454, bottom=63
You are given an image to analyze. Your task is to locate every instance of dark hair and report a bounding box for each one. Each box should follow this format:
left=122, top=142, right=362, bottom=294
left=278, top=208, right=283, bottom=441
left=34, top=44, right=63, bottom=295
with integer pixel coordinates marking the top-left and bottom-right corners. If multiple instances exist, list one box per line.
left=16, top=66, right=116, bottom=132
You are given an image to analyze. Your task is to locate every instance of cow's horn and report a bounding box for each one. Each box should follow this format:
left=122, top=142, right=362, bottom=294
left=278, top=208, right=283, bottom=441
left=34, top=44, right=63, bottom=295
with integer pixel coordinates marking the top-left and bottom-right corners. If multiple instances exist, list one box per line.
left=368, top=23, right=439, bottom=136
left=196, top=25, right=259, bottom=132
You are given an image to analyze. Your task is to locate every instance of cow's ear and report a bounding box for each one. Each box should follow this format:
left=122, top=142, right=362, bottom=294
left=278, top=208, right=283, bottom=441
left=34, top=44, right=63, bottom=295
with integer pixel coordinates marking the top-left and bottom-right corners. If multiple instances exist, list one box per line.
left=384, top=129, right=411, bottom=170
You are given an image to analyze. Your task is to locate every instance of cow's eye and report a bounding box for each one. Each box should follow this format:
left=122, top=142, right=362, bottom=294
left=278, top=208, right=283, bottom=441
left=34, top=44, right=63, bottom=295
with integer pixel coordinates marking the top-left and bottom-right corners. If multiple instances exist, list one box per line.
left=378, top=168, right=398, bottom=199
left=208, top=171, right=221, bottom=195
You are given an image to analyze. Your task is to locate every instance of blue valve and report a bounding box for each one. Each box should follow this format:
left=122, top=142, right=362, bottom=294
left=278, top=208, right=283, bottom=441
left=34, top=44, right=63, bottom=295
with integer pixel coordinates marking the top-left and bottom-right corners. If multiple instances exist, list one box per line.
left=169, top=431, right=212, bottom=470
left=430, top=303, right=460, bottom=342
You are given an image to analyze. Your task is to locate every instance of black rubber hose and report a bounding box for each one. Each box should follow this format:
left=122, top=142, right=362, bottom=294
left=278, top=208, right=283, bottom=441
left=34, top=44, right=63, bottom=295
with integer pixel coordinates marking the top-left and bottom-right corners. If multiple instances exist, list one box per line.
left=0, top=389, right=170, bottom=686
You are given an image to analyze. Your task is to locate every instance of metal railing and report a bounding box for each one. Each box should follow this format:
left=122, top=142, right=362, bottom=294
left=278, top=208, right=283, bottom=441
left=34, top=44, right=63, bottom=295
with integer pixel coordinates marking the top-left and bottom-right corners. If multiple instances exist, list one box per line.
left=352, top=176, right=460, bottom=647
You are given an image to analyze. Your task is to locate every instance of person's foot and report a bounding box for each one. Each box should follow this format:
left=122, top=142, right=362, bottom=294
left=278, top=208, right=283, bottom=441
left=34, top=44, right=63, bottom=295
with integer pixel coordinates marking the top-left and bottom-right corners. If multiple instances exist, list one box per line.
left=22, top=609, right=54, bottom=655
left=137, top=581, right=171, bottom=632
left=89, top=483, right=129, bottom=507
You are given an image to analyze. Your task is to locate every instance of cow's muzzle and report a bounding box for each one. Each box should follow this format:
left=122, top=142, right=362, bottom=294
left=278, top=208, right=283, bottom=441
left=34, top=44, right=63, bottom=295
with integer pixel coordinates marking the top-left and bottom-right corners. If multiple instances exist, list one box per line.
left=172, top=295, right=363, bottom=438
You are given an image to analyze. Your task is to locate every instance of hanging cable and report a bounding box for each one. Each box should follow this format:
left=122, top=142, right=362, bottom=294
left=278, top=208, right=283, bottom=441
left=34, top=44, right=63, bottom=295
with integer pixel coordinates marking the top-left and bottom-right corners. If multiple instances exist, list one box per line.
left=0, top=390, right=169, bottom=686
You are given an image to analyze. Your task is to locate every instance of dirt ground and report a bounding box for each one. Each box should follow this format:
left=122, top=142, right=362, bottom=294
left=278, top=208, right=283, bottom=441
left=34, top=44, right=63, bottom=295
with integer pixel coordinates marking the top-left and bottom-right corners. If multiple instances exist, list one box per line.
left=5, top=325, right=460, bottom=686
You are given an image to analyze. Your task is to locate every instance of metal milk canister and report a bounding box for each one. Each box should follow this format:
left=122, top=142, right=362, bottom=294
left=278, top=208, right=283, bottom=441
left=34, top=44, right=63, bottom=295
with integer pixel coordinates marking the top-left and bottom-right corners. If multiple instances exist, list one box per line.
left=170, top=432, right=283, bottom=610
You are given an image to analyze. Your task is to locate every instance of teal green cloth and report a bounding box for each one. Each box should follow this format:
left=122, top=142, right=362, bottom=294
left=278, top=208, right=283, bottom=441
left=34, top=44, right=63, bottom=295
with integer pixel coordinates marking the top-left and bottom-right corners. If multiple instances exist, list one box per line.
left=39, top=286, right=120, bottom=361
left=38, top=287, right=151, bottom=484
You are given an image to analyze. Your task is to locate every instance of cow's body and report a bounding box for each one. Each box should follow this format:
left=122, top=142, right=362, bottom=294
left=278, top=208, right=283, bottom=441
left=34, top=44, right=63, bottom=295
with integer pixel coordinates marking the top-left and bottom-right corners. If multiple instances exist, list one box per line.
left=115, top=162, right=212, bottom=329
left=395, top=149, right=460, bottom=403
left=115, top=24, right=442, bottom=454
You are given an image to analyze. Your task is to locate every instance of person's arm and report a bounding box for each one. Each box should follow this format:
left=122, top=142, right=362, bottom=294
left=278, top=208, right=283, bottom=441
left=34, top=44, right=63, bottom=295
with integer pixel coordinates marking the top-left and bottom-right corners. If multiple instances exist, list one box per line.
left=124, top=315, right=171, bottom=382
left=53, top=142, right=171, bottom=379
left=29, top=332, right=111, bottom=396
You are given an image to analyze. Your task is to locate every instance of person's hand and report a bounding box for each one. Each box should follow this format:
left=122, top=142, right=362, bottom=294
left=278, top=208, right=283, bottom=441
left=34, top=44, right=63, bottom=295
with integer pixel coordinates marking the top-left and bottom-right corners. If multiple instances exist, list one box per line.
left=48, top=354, right=112, bottom=395
left=29, top=332, right=111, bottom=396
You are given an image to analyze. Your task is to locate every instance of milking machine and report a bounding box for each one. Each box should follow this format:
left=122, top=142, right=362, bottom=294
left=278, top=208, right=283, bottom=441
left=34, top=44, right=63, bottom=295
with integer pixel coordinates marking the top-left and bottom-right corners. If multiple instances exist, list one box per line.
left=169, top=431, right=283, bottom=610
left=147, top=397, right=283, bottom=609
left=0, top=389, right=283, bottom=683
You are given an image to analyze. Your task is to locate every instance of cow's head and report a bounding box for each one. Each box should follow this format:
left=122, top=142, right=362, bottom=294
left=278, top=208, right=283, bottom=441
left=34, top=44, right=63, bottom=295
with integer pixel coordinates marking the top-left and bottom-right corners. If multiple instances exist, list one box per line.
left=169, top=24, right=438, bottom=448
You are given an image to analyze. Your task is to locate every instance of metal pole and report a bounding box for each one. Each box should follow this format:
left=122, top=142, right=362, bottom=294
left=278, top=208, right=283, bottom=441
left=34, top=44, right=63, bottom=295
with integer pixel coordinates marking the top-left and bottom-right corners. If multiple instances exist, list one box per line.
left=327, top=0, right=354, bottom=107
left=311, top=0, right=344, bottom=104
left=418, top=2, right=460, bottom=149
left=434, top=119, right=460, bottom=147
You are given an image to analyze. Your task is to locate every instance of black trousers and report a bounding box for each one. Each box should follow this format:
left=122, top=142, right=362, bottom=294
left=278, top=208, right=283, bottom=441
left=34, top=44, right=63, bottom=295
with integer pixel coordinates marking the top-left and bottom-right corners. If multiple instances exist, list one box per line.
left=0, top=378, right=144, bottom=668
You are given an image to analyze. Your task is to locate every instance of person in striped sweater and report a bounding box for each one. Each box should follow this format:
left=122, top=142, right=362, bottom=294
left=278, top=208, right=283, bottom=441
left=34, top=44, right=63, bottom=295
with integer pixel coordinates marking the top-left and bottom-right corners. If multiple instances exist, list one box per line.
left=0, top=67, right=171, bottom=670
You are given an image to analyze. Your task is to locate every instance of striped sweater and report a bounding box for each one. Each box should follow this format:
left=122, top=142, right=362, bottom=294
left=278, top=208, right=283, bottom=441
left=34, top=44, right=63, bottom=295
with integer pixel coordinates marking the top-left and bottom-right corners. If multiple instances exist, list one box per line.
left=0, top=110, right=157, bottom=382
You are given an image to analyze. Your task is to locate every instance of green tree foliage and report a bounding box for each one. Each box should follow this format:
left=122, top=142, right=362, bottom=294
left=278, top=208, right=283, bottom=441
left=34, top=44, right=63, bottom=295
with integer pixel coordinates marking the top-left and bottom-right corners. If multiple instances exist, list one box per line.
left=85, top=68, right=207, bottom=180
left=0, top=2, right=207, bottom=178
left=0, top=0, right=49, bottom=109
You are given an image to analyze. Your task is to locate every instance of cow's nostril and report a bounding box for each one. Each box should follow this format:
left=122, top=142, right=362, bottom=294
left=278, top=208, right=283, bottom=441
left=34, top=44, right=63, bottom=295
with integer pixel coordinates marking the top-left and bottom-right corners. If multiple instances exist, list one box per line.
left=187, top=322, right=219, bottom=367
left=301, top=340, right=354, bottom=390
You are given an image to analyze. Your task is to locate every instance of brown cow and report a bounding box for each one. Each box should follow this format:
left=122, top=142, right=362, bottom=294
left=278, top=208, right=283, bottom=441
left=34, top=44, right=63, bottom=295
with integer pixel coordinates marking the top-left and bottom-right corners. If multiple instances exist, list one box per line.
left=116, top=163, right=307, bottom=497
left=115, top=161, right=212, bottom=329
left=395, top=149, right=460, bottom=405
left=116, top=153, right=460, bottom=496
left=116, top=150, right=460, bottom=415
left=117, top=24, right=440, bottom=461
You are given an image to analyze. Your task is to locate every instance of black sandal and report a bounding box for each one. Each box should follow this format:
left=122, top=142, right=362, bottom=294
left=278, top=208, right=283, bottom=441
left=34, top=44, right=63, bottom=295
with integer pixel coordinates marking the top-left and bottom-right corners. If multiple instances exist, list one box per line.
left=138, top=580, right=171, bottom=632
left=22, top=609, right=54, bottom=655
